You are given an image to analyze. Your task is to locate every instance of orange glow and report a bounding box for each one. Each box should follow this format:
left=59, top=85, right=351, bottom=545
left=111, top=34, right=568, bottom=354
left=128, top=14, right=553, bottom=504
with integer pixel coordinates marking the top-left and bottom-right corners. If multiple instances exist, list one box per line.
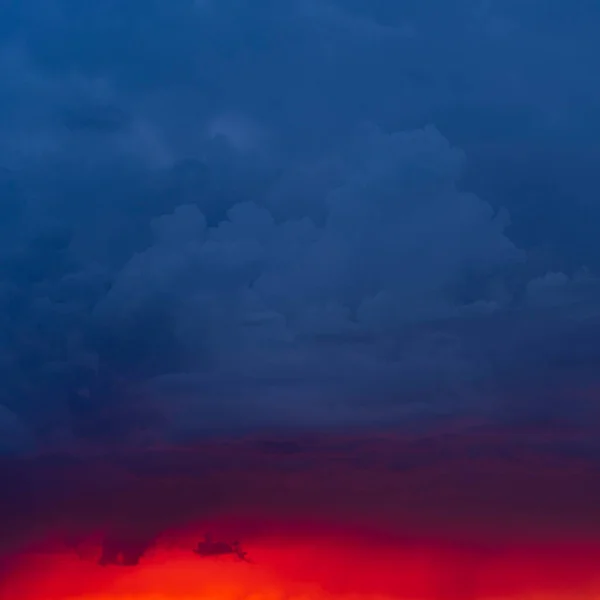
left=3, top=526, right=600, bottom=599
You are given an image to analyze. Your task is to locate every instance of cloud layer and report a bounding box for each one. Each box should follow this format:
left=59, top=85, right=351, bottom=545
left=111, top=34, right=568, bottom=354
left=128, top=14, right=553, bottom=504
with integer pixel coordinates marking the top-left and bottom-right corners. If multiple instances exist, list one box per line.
left=1, top=1, right=600, bottom=450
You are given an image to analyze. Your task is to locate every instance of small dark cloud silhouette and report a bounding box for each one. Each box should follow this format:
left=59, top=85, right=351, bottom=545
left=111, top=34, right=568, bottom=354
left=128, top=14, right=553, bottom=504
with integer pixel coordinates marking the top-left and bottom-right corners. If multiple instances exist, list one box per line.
left=97, top=535, right=155, bottom=566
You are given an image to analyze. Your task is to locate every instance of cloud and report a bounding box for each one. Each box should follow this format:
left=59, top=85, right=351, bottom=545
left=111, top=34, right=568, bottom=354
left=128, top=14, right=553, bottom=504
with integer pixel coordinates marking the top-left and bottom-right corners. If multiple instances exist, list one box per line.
left=84, top=124, right=526, bottom=438
left=0, top=1, right=600, bottom=447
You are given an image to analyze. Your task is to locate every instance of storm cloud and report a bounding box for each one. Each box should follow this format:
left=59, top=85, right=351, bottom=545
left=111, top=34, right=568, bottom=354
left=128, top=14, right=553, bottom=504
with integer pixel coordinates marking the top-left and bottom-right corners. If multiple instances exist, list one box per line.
left=1, top=1, right=600, bottom=451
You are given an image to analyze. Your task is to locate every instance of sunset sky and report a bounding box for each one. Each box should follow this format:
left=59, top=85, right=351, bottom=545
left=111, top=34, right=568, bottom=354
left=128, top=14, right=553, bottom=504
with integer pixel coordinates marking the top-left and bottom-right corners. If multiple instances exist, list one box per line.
left=1, top=1, right=600, bottom=598
left=4, top=429, right=600, bottom=598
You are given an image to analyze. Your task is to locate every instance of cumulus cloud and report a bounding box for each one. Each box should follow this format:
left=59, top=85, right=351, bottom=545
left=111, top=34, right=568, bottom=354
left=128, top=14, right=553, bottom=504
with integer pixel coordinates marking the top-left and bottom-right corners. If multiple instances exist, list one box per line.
left=0, top=1, right=600, bottom=448
left=86, top=124, right=525, bottom=437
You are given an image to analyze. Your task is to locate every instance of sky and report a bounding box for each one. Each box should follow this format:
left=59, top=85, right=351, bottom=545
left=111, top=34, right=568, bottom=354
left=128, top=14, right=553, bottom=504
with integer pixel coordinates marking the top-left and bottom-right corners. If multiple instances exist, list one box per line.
left=3, top=3, right=600, bottom=597
left=0, top=0, right=600, bottom=453
left=4, top=430, right=600, bottom=598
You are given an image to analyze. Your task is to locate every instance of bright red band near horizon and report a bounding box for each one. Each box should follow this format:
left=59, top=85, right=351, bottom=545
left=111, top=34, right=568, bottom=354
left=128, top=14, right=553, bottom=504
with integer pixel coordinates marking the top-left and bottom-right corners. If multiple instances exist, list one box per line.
left=1, top=429, right=600, bottom=599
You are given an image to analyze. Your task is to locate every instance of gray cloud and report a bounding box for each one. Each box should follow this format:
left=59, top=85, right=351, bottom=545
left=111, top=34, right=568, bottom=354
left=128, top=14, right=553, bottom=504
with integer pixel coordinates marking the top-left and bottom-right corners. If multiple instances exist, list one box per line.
left=1, top=1, right=600, bottom=450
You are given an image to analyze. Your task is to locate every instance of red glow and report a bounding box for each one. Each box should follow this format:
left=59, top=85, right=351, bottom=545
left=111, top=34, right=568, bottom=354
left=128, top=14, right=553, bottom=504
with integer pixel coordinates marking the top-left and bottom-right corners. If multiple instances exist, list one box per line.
left=2, top=429, right=600, bottom=599
left=4, top=526, right=600, bottom=599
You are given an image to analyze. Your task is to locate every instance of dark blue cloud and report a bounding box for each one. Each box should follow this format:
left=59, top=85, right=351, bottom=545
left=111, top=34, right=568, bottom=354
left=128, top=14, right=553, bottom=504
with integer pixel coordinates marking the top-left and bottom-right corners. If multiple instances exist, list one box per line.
left=1, top=1, right=600, bottom=451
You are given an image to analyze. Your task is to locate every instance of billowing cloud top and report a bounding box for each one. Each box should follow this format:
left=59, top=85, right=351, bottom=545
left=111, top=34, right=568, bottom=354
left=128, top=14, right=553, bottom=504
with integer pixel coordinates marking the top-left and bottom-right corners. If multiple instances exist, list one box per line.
left=1, top=1, right=600, bottom=451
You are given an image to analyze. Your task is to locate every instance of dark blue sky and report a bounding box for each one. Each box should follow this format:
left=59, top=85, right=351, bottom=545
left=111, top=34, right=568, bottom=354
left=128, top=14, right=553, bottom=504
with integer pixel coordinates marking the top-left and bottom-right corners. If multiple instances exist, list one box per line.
left=1, top=0, right=600, bottom=453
